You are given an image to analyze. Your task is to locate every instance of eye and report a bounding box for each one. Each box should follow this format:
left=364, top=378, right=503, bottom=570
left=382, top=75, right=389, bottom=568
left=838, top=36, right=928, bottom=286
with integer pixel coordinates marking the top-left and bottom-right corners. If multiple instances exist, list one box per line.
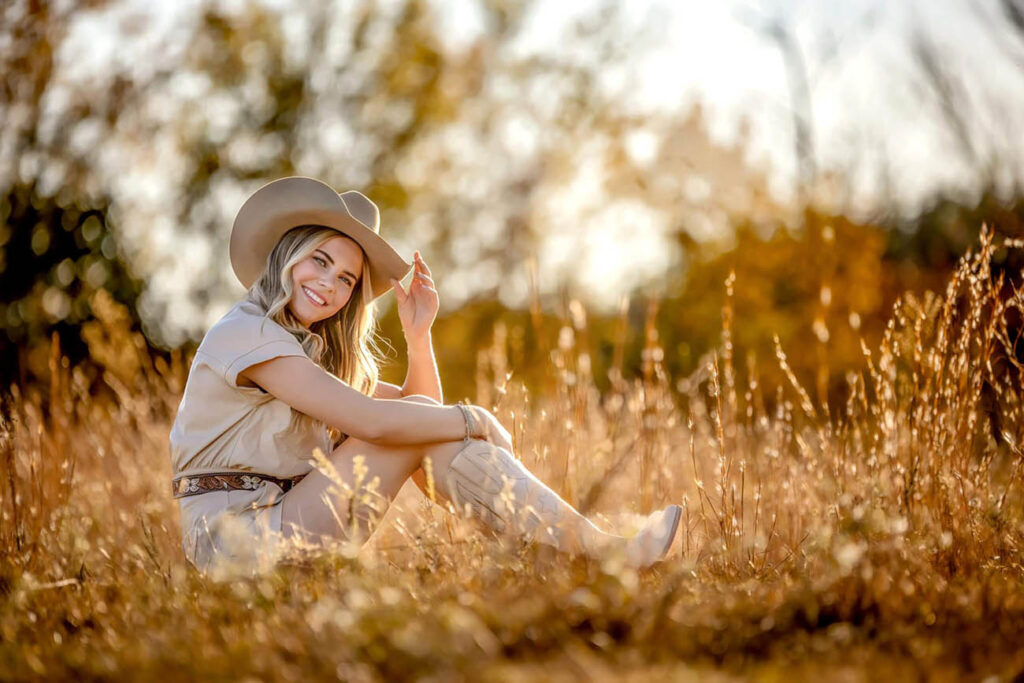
left=339, top=275, right=353, bottom=286
left=313, top=256, right=326, bottom=267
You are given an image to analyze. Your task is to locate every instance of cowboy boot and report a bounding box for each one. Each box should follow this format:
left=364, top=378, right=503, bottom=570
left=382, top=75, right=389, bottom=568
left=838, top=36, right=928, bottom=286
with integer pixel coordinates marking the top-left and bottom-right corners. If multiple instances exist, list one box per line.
left=440, top=439, right=681, bottom=568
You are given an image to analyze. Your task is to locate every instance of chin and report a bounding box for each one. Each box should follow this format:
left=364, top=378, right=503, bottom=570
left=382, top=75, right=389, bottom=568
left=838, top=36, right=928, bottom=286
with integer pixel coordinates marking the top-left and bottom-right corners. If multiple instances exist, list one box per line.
left=286, top=298, right=314, bottom=327
left=291, top=301, right=334, bottom=328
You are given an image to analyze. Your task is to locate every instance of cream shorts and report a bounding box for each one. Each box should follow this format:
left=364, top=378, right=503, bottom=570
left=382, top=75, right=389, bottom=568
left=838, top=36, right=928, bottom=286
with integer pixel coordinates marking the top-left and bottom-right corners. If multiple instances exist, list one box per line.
left=178, top=481, right=287, bottom=579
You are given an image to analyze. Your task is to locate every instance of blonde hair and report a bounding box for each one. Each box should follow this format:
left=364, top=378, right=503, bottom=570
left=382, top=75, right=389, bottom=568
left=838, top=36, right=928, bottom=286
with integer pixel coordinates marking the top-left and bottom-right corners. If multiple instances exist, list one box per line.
left=246, top=225, right=385, bottom=444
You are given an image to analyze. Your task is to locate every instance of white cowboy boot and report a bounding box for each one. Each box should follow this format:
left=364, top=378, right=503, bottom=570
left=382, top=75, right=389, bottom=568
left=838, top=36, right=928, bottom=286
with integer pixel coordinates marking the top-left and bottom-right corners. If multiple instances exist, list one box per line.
left=440, top=439, right=681, bottom=568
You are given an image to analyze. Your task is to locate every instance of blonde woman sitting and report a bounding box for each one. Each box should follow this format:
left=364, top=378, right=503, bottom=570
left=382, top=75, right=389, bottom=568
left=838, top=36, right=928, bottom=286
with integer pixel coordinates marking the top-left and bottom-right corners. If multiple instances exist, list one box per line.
left=169, top=177, right=681, bottom=576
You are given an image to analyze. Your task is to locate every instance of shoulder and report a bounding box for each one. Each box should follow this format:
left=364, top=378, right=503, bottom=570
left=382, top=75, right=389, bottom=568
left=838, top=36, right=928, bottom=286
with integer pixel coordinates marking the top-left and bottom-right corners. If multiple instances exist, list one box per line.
left=204, top=299, right=293, bottom=344
left=198, top=299, right=307, bottom=368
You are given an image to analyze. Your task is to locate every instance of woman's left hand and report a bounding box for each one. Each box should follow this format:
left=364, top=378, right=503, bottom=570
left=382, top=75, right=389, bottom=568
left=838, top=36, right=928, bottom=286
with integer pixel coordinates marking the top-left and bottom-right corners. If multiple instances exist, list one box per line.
left=392, top=251, right=439, bottom=345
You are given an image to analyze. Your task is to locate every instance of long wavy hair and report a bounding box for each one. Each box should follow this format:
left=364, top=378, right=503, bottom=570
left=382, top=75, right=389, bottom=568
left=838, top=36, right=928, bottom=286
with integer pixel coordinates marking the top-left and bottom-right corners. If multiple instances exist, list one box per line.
left=246, top=225, right=385, bottom=443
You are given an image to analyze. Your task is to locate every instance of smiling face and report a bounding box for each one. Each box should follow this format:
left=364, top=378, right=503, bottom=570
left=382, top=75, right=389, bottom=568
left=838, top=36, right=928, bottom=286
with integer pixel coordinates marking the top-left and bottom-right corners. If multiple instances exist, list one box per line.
left=287, top=234, right=365, bottom=328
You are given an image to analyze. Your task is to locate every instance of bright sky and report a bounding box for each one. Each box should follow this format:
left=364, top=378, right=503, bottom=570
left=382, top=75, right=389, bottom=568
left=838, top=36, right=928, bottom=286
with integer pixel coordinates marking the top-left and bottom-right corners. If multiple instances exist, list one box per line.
left=496, top=0, right=1024, bottom=210
left=54, top=0, right=1024, bottom=343
left=64, top=0, right=1024, bottom=206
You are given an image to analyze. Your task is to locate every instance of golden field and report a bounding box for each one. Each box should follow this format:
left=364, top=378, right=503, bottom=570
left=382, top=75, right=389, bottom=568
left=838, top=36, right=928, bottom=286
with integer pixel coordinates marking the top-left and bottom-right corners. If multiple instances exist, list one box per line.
left=2, top=229, right=1023, bottom=681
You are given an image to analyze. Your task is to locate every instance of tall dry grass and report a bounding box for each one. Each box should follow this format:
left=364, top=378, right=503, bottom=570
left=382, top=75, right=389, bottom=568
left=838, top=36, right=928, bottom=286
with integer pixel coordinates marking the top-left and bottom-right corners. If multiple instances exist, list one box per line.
left=1, top=228, right=1023, bottom=680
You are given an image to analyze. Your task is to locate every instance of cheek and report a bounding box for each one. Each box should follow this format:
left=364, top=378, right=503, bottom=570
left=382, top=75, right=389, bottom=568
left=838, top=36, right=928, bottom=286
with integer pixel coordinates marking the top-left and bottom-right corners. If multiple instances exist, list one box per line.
left=332, top=290, right=353, bottom=311
left=326, top=286, right=357, bottom=313
left=291, top=263, right=315, bottom=284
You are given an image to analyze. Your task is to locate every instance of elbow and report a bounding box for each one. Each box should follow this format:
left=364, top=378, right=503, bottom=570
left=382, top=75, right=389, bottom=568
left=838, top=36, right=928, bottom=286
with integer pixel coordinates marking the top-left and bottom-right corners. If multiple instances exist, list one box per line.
left=348, top=419, right=385, bottom=444
left=330, top=394, right=390, bottom=444
left=366, top=424, right=389, bottom=444
left=348, top=402, right=389, bottom=443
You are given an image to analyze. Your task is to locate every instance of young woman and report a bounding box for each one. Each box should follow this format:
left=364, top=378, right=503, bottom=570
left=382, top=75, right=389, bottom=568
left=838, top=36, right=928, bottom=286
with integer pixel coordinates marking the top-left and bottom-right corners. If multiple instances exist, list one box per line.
left=169, top=176, right=681, bottom=576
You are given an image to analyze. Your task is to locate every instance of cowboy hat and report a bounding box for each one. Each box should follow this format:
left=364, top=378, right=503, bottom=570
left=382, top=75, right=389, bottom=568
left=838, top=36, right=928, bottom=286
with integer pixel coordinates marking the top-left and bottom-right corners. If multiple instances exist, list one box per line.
left=230, top=176, right=412, bottom=300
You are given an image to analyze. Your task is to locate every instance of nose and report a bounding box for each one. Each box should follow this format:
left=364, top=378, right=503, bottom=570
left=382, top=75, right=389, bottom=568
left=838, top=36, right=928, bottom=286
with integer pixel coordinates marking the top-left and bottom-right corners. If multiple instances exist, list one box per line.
left=316, top=274, right=335, bottom=293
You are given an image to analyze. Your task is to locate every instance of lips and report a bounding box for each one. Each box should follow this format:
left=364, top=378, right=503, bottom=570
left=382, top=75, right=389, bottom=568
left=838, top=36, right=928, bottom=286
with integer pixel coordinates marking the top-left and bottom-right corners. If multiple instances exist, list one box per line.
left=302, top=285, right=327, bottom=306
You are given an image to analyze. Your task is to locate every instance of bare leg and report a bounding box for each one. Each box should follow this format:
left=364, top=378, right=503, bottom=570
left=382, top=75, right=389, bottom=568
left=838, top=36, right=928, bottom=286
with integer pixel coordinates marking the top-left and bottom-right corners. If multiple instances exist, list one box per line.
left=280, top=394, right=452, bottom=545
left=396, top=395, right=458, bottom=504
left=279, top=396, right=679, bottom=566
left=279, top=435, right=466, bottom=545
left=353, top=396, right=617, bottom=554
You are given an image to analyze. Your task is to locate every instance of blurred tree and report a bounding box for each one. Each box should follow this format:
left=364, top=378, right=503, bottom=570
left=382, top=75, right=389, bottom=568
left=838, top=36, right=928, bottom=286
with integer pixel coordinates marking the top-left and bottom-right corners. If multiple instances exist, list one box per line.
left=0, top=181, right=142, bottom=388
left=4, top=0, right=1022, bottom=421
left=103, top=0, right=712, bottom=340
left=660, top=209, right=889, bottom=412
left=0, top=0, right=148, bottom=390
left=115, top=0, right=522, bottom=343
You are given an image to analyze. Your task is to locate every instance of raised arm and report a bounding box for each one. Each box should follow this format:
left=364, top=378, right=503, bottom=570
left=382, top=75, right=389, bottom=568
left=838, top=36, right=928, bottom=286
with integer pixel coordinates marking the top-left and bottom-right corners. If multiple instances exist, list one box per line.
left=392, top=251, right=442, bottom=402
left=400, top=336, right=442, bottom=401
left=373, top=338, right=442, bottom=402
left=240, top=354, right=503, bottom=446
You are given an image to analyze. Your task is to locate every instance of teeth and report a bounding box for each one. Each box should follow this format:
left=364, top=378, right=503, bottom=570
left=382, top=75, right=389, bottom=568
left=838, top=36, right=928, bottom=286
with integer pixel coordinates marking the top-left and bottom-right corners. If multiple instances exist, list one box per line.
left=303, top=286, right=325, bottom=305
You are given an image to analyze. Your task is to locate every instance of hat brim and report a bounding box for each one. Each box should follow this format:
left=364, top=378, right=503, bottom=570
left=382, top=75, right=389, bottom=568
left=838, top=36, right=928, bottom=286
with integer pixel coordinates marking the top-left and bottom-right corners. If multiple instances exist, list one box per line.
left=230, top=178, right=412, bottom=301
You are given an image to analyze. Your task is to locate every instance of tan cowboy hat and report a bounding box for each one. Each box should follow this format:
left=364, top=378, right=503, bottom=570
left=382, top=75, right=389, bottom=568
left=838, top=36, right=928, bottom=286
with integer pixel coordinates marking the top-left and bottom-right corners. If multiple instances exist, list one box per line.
left=230, top=176, right=412, bottom=300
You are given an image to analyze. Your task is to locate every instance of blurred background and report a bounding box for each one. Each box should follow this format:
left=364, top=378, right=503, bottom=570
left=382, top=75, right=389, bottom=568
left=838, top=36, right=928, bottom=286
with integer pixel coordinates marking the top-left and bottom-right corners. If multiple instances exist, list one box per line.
left=3, top=0, right=1024, bottom=405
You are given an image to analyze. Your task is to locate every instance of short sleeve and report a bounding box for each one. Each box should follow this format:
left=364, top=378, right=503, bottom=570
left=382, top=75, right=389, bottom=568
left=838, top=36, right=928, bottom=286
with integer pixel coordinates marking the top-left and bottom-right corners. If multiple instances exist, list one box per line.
left=200, top=301, right=310, bottom=388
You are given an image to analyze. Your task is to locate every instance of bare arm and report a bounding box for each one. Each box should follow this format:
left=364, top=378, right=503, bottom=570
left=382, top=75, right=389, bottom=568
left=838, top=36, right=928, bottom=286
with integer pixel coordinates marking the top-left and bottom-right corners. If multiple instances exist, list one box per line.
left=392, top=252, right=443, bottom=402
left=241, top=355, right=465, bottom=445
left=373, top=381, right=404, bottom=399
left=401, top=334, right=443, bottom=402
left=374, top=343, right=442, bottom=403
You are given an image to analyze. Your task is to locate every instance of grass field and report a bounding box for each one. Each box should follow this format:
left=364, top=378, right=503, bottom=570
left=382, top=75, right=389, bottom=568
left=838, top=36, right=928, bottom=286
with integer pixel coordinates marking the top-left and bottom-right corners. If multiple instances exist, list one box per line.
left=2, top=230, right=1024, bottom=681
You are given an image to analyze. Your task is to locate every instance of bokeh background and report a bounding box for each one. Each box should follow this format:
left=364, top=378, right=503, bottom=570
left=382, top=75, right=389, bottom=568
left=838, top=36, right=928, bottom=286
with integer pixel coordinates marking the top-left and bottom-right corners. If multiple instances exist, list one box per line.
left=4, top=0, right=1024, bottom=404
left=6, top=4, right=1024, bottom=678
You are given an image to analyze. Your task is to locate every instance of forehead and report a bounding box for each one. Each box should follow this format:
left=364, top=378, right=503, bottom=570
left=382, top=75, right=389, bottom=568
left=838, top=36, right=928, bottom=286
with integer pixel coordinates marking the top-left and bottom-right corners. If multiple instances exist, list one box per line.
left=316, top=235, right=364, bottom=271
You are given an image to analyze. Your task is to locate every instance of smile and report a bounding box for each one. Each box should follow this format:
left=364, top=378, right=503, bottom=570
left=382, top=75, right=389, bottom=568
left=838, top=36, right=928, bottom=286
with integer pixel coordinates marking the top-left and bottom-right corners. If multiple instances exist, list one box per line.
left=302, top=286, right=327, bottom=306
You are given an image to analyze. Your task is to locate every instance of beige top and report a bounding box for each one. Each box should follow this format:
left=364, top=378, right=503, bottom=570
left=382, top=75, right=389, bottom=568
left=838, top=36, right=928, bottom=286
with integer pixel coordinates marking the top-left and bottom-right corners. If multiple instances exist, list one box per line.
left=169, top=298, right=331, bottom=479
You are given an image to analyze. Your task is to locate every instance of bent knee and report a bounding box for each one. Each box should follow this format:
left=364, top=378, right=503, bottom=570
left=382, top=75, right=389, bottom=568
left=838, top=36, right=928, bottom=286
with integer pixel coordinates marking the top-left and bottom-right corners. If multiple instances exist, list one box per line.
left=330, top=435, right=422, bottom=462
left=400, top=394, right=441, bottom=406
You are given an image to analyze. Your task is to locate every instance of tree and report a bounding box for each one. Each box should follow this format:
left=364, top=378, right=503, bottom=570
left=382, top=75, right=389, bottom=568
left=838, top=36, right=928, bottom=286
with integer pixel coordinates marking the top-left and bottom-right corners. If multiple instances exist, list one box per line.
left=0, top=0, right=145, bottom=389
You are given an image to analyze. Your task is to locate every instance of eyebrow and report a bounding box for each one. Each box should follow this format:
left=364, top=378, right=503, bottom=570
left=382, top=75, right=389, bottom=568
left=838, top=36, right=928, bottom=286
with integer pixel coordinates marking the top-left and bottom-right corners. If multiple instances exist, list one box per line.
left=314, top=249, right=358, bottom=280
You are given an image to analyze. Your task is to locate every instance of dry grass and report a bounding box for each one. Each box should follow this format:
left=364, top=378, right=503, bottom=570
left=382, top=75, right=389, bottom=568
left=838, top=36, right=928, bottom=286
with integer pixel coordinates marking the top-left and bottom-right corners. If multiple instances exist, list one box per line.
left=2, top=228, right=1024, bottom=681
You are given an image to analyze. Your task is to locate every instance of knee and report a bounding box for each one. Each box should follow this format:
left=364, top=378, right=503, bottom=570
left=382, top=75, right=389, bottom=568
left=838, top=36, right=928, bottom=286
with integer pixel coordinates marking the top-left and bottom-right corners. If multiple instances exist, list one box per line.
left=330, top=436, right=425, bottom=470
left=400, top=394, right=442, bottom=406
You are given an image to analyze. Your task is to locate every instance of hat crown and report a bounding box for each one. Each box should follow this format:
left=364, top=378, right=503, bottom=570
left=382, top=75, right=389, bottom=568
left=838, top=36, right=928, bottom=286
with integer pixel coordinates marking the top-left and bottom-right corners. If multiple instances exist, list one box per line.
left=229, top=176, right=411, bottom=299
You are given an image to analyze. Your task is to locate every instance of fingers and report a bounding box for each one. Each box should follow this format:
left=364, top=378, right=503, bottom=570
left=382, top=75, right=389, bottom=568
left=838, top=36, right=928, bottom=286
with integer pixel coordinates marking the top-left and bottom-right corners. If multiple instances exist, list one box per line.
left=414, top=275, right=436, bottom=294
left=409, top=252, right=436, bottom=294
left=414, top=250, right=433, bottom=277
left=411, top=270, right=435, bottom=293
left=401, top=253, right=439, bottom=310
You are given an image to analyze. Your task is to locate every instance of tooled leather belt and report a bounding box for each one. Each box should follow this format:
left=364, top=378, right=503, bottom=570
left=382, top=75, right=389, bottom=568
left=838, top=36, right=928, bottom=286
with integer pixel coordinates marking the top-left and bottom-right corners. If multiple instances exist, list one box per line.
left=171, top=471, right=309, bottom=499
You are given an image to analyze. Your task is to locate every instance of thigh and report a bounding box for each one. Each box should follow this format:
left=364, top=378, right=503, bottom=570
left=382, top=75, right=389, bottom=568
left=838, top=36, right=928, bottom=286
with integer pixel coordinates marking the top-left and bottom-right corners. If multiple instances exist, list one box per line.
left=280, top=437, right=424, bottom=542
left=179, top=490, right=283, bottom=577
